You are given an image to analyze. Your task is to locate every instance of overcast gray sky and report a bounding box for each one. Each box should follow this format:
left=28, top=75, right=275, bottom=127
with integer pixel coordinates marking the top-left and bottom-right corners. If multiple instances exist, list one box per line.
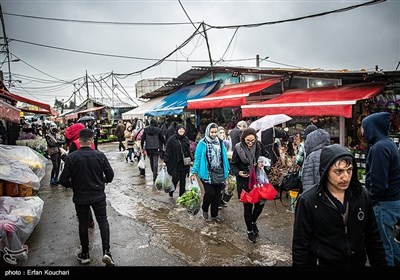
left=1, top=0, right=399, bottom=107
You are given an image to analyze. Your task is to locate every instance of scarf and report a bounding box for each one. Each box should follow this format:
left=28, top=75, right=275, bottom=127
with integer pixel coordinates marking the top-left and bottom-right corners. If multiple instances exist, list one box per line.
left=204, top=123, right=221, bottom=169
left=235, top=142, right=256, bottom=165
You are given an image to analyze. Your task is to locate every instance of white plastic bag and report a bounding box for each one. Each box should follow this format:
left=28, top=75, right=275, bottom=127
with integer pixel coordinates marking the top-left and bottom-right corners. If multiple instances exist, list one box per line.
left=185, top=176, right=200, bottom=192
left=155, top=167, right=174, bottom=192
left=178, top=178, right=202, bottom=216
left=138, top=156, right=146, bottom=169
left=0, top=145, right=47, bottom=190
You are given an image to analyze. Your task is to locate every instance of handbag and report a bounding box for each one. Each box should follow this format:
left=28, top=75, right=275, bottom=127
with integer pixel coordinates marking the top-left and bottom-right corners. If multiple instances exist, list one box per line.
left=183, top=156, right=191, bottom=166
left=279, top=170, right=302, bottom=193
left=210, top=166, right=225, bottom=185
left=179, top=141, right=191, bottom=166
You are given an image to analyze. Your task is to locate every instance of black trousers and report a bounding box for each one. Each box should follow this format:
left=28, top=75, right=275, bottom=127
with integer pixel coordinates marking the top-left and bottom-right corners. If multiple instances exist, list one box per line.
left=201, top=181, right=224, bottom=218
left=50, top=153, right=61, bottom=180
left=172, top=169, right=189, bottom=197
left=243, top=202, right=265, bottom=232
left=75, top=199, right=110, bottom=254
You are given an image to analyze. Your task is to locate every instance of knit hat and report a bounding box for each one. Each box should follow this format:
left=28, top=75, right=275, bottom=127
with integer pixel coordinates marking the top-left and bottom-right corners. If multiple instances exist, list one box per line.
left=302, top=124, right=318, bottom=138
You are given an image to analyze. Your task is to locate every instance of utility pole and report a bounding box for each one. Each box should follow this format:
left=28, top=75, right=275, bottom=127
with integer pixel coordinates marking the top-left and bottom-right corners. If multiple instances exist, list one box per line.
left=0, top=4, right=11, bottom=87
left=111, top=72, right=115, bottom=109
left=85, top=70, right=89, bottom=99
left=202, top=22, right=213, bottom=67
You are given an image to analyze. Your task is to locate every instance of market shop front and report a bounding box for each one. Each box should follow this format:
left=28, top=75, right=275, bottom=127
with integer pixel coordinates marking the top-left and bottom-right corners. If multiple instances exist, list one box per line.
left=241, top=83, right=384, bottom=146
left=187, top=77, right=283, bottom=132
left=145, top=80, right=219, bottom=119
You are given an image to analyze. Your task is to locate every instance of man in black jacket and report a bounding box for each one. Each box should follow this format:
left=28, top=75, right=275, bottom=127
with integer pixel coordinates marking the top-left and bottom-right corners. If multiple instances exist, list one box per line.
left=141, top=119, right=166, bottom=183
left=292, top=144, right=387, bottom=266
left=59, top=129, right=115, bottom=266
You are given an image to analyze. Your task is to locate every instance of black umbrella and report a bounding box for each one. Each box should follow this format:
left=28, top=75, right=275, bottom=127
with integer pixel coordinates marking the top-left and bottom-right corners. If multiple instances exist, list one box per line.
left=78, top=115, right=96, bottom=123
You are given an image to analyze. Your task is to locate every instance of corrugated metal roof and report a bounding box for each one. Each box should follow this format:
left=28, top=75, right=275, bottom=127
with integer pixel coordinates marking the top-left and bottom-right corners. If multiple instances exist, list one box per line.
left=141, top=66, right=400, bottom=99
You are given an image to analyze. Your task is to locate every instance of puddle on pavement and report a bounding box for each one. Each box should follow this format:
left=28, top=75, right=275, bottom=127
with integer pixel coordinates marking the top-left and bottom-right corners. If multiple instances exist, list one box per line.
left=103, top=147, right=287, bottom=266
left=106, top=180, right=257, bottom=266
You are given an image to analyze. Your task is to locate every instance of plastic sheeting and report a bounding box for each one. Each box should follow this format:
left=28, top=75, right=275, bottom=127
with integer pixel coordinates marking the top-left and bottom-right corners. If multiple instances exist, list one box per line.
left=145, top=81, right=219, bottom=116
left=0, top=196, right=44, bottom=264
left=0, top=145, right=47, bottom=190
left=188, top=78, right=281, bottom=110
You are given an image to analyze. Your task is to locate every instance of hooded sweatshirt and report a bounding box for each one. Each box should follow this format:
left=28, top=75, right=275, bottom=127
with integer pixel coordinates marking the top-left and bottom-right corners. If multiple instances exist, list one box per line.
left=362, top=112, right=400, bottom=205
left=141, top=119, right=165, bottom=151
left=301, top=129, right=331, bottom=192
left=292, top=144, right=387, bottom=266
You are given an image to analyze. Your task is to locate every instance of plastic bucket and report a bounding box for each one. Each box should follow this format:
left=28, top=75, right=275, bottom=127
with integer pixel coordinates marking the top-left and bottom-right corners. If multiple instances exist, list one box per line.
left=222, top=192, right=233, bottom=203
left=288, top=190, right=299, bottom=213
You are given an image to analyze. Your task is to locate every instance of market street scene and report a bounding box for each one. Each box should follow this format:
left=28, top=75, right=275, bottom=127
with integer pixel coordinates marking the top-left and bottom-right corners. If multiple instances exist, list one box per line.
left=16, top=142, right=294, bottom=267
left=0, top=0, right=399, bottom=269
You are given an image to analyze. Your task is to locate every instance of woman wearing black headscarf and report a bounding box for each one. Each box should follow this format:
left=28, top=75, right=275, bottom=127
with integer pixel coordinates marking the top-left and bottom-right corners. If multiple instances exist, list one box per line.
left=164, top=124, right=191, bottom=197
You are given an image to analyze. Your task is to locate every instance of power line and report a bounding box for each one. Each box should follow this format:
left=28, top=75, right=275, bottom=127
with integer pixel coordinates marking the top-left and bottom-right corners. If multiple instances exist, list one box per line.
left=3, top=12, right=201, bottom=26
left=7, top=37, right=211, bottom=63
left=205, top=0, right=386, bottom=29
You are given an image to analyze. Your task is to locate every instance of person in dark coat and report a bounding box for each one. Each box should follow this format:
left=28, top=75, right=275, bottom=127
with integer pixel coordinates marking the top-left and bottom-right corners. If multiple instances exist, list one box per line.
left=59, top=129, right=115, bottom=266
left=164, top=124, right=191, bottom=197
left=229, top=120, right=248, bottom=148
left=185, top=117, right=198, bottom=142
left=0, top=121, right=7, bottom=144
left=230, top=128, right=270, bottom=243
left=165, top=121, right=177, bottom=142
left=292, top=144, right=387, bottom=267
left=260, top=127, right=275, bottom=164
left=362, top=112, right=400, bottom=266
left=141, top=119, right=166, bottom=183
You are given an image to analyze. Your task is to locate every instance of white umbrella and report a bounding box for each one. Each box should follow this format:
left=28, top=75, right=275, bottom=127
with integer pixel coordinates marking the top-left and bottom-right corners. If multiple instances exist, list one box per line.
left=250, top=114, right=292, bottom=132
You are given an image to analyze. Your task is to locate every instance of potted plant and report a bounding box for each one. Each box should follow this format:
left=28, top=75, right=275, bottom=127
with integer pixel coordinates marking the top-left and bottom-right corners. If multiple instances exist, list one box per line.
left=223, top=175, right=236, bottom=202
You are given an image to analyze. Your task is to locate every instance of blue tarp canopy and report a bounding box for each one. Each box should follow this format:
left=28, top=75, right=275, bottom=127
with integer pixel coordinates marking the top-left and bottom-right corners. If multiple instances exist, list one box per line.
left=145, top=81, right=219, bottom=116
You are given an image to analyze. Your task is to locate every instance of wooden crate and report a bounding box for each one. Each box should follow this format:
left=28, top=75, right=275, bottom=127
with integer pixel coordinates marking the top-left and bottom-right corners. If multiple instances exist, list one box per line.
left=5, top=181, right=19, bottom=197
left=19, top=184, right=33, bottom=197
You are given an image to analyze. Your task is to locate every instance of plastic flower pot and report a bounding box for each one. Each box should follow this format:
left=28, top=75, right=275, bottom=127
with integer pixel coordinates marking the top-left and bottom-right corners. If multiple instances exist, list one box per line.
left=222, top=192, right=233, bottom=203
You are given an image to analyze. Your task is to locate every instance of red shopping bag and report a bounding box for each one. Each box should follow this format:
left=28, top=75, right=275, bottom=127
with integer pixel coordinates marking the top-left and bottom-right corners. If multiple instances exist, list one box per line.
left=240, top=188, right=261, bottom=204
left=257, top=183, right=278, bottom=200
left=239, top=190, right=249, bottom=203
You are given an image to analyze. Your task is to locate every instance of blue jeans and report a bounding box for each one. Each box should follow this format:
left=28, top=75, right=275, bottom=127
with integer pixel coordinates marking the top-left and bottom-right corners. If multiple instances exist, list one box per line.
left=75, top=199, right=110, bottom=255
left=373, top=200, right=400, bottom=266
left=126, top=148, right=133, bottom=161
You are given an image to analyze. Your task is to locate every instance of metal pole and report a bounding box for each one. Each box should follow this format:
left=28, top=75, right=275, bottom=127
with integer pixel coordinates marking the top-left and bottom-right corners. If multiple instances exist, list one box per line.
left=202, top=22, right=213, bottom=67
left=0, top=4, right=11, bottom=87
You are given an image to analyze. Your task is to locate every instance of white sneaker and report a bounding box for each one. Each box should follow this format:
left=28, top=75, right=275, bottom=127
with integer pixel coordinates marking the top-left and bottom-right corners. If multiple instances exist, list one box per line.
left=102, top=251, right=115, bottom=266
left=77, top=252, right=91, bottom=264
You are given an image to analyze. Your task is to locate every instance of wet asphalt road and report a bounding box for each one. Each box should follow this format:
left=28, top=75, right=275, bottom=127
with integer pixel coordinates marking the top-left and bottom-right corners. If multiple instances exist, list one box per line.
left=16, top=142, right=294, bottom=267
